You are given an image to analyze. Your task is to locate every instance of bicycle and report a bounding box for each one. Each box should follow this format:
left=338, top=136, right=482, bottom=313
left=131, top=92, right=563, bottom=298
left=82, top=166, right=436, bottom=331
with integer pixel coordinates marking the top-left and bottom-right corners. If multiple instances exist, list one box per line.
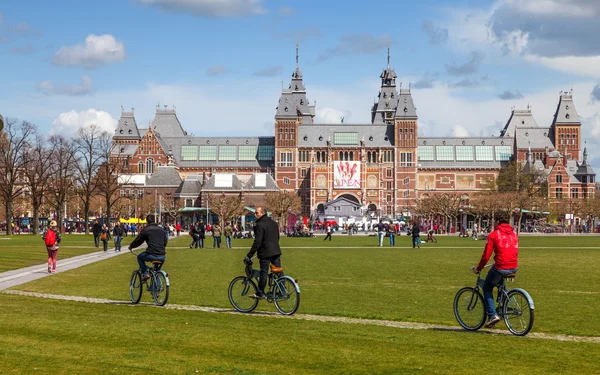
left=129, top=248, right=170, bottom=306
left=228, top=257, right=300, bottom=315
left=453, top=264, right=534, bottom=336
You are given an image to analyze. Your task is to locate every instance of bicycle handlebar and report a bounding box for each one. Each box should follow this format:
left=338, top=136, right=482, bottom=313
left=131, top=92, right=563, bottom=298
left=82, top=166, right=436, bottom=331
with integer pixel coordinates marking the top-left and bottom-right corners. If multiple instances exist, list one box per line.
left=470, top=264, right=492, bottom=272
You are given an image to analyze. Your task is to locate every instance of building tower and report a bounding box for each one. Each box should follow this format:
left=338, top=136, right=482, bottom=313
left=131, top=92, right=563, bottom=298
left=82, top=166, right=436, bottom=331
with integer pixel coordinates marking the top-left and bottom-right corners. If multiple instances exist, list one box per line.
left=551, top=90, right=581, bottom=161
left=274, top=43, right=315, bottom=191
left=371, top=46, right=399, bottom=125
left=394, top=80, right=418, bottom=218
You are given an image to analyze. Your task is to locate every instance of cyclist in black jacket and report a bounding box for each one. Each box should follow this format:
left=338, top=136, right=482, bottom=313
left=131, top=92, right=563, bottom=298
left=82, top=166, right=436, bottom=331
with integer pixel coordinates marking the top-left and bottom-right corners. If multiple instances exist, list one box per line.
left=245, top=207, right=282, bottom=299
left=128, top=215, right=168, bottom=280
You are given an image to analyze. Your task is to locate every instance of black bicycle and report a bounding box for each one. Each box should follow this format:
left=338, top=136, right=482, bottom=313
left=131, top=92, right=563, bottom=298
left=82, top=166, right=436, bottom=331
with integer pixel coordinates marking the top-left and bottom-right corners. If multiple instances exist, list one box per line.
left=228, top=258, right=300, bottom=315
left=453, top=264, right=534, bottom=336
left=129, top=248, right=170, bottom=306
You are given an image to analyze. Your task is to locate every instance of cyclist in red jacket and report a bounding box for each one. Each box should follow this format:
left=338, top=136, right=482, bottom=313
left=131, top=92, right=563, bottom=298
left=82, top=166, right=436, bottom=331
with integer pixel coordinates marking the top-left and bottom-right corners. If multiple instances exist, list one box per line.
left=473, top=213, right=518, bottom=328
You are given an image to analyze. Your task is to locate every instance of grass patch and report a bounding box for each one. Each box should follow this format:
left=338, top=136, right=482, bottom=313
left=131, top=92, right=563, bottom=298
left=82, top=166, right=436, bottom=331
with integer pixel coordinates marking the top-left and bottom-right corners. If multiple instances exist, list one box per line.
left=1, top=293, right=598, bottom=375
left=15, top=235, right=600, bottom=337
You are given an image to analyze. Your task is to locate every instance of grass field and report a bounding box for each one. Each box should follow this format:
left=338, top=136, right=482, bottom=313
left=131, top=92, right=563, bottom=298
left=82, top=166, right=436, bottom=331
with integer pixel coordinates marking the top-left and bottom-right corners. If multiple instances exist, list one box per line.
left=0, top=234, right=135, bottom=272
left=2, top=234, right=600, bottom=374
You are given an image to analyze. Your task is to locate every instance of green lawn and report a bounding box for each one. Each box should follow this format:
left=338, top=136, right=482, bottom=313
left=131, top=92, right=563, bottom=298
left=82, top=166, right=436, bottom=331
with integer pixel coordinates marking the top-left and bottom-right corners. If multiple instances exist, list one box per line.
left=3, top=235, right=599, bottom=374
left=0, top=234, right=135, bottom=273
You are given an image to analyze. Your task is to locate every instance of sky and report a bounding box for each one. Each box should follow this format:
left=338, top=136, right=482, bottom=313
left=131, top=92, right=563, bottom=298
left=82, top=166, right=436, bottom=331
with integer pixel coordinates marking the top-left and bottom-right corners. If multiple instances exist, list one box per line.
left=1, top=0, right=600, bottom=168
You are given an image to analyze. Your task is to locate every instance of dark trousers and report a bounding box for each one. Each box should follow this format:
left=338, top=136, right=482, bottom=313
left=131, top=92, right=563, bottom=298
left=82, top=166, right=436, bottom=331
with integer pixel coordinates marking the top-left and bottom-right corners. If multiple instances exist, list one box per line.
left=324, top=233, right=332, bottom=241
left=94, top=234, right=100, bottom=247
left=258, top=255, right=282, bottom=295
left=137, top=251, right=166, bottom=276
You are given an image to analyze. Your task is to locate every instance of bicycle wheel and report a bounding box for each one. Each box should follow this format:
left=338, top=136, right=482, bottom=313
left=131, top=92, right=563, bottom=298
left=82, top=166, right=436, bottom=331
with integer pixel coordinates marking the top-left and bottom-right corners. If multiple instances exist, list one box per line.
left=453, top=287, right=485, bottom=331
left=228, top=276, right=259, bottom=313
left=151, top=271, right=169, bottom=306
left=273, top=276, right=300, bottom=315
left=129, top=270, right=143, bottom=304
left=503, top=289, right=534, bottom=336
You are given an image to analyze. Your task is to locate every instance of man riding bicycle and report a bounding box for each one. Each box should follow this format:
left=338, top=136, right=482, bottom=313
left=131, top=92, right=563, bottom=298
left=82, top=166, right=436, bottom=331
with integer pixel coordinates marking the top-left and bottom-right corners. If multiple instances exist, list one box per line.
left=245, top=206, right=282, bottom=300
left=472, top=212, right=518, bottom=328
left=128, top=215, right=168, bottom=281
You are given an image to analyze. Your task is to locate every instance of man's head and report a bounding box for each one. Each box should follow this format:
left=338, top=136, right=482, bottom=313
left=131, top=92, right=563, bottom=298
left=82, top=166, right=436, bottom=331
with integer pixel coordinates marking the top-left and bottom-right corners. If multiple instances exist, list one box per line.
left=49, top=220, right=57, bottom=227
left=146, top=214, right=156, bottom=224
left=115, top=222, right=120, bottom=226
left=255, top=206, right=266, bottom=219
left=495, top=211, right=510, bottom=225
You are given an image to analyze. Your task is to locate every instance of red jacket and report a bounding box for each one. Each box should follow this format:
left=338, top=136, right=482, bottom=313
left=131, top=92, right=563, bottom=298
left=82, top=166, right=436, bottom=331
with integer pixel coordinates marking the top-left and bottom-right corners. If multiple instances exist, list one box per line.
left=477, top=223, right=518, bottom=271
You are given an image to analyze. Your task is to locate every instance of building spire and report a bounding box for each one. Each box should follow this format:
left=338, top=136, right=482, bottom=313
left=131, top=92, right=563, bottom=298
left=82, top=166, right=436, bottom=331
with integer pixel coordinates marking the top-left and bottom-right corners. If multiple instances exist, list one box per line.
left=296, top=42, right=299, bottom=69
left=387, top=44, right=390, bottom=69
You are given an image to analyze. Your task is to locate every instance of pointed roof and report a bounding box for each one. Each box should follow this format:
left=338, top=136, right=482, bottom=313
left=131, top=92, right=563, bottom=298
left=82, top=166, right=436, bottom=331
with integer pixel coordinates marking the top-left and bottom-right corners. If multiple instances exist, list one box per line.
left=371, top=46, right=400, bottom=124
left=575, top=148, right=595, bottom=177
left=395, top=89, right=418, bottom=119
left=275, top=43, right=315, bottom=123
left=175, top=179, right=202, bottom=197
left=150, top=106, right=186, bottom=138
left=552, top=90, right=580, bottom=125
left=113, top=109, right=141, bottom=140
left=145, top=165, right=182, bottom=187
left=500, top=107, right=539, bottom=137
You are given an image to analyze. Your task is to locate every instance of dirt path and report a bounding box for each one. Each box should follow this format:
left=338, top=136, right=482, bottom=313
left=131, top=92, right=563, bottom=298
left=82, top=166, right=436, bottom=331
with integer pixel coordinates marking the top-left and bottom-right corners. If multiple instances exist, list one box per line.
left=4, top=289, right=599, bottom=344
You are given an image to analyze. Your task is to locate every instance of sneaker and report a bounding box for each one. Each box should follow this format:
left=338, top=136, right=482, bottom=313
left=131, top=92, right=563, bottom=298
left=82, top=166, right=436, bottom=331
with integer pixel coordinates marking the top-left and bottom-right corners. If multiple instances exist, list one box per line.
left=51, top=269, right=56, bottom=273
left=141, top=273, right=151, bottom=281
left=250, top=293, right=266, bottom=300
left=486, top=315, right=501, bottom=328
left=48, top=266, right=52, bottom=273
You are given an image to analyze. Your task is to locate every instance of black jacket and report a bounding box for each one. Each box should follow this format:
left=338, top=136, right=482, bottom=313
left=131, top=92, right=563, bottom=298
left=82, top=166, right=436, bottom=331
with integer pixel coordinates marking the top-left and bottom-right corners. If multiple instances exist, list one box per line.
left=411, top=224, right=420, bottom=238
left=92, top=223, right=102, bottom=235
left=113, top=225, right=124, bottom=237
left=130, top=224, right=168, bottom=256
left=247, top=215, right=281, bottom=259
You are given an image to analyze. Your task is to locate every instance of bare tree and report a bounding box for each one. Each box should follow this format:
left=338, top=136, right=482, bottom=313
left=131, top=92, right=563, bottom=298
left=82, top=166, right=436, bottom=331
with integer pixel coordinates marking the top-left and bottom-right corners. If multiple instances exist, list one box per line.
left=266, top=191, right=302, bottom=229
left=22, top=135, right=53, bottom=234
left=0, top=118, right=36, bottom=235
left=73, top=125, right=106, bottom=233
left=47, top=136, right=77, bottom=234
left=209, top=193, right=245, bottom=224
left=95, top=133, right=130, bottom=227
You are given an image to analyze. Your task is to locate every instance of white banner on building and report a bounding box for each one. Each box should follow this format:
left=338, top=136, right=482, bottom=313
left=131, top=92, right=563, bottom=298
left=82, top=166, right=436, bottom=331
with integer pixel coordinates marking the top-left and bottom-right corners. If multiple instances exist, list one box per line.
left=334, top=161, right=361, bottom=189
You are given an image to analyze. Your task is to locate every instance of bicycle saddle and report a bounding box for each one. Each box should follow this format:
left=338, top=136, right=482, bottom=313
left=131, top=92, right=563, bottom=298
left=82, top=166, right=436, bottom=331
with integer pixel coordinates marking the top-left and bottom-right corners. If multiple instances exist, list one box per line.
left=503, top=274, right=516, bottom=279
left=150, top=260, right=163, bottom=264
left=270, top=264, right=283, bottom=273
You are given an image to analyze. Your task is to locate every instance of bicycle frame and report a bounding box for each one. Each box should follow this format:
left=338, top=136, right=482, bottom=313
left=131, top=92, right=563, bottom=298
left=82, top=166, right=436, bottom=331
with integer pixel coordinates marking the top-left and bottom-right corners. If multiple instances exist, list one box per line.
left=471, top=272, right=534, bottom=316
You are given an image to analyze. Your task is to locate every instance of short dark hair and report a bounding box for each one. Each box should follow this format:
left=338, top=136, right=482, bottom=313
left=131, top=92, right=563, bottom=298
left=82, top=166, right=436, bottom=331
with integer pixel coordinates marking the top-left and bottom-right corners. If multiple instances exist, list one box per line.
left=495, top=211, right=510, bottom=225
left=146, top=214, right=156, bottom=224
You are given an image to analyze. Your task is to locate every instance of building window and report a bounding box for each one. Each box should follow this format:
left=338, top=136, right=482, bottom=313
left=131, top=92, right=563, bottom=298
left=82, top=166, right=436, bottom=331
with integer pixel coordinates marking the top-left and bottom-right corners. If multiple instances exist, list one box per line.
left=386, top=181, right=392, bottom=190
left=556, top=174, right=562, bottom=184
left=120, top=190, right=126, bottom=197
left=398, top=128, right=403, bottom=140
left=386, top=194, right=392, bottom=203
left=239, top=145, right=258, bottom=160
left=400, top=152, right=413, bottom=167
left=475, top=146, right=494, bottom=161
left=257, top=145, right=275, bottom=160
left=386, top=168, right=392, bottom=178
left=185, top=199, right=194, bottom=207
left=299, top=150, right=310, bottom=162
left=283, top=177, right=290, bottom=185
left=280, top=152, right=292, bottom=167
left=181, top=145, right=198, bottom=161
left=219, top=145, right=237, bottom=161
left=441, top=177, right=451, bottom=184
left=349, top=151, right=354, bottom=161
left=383, top=150, right=394, bottom=162
left=403, top=190, right=410, bottom=197
left=436, top=146, right=454, bottom=161
left=556, top=188, right=563, bottom=199
left=138, top=161, right=144, bottom=174
left=418, top=146, right=434, bottom=161
left=495, top=146, right=512, bottom=161
left=386, top=206, right=392, bottom=215
left=137, top=190, right=144, bottom=198
left=301, top=168, right=307, bottom=178
left=333, top=132, right=359, bottom=145
left=455, top=146, right=474, bottom=161
left=146, top=158, right=154, bottom=174
left=403, top=177, right=410, bottom=185
left=571, top=188, right=578, bottom=199
left=199, top=145, right=218, bottom=160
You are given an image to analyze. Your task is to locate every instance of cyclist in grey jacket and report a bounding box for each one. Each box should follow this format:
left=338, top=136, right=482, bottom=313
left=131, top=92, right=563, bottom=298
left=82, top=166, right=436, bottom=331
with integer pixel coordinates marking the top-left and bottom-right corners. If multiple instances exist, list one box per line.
left=129, top=215, right=168, bottom=280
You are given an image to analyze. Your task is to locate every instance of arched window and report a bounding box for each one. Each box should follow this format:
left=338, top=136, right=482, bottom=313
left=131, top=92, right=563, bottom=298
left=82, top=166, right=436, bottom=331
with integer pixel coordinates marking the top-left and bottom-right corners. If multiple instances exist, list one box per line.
left=146, top=158, right=154, bottom=174
left=138, top=161, right=144, bottom=174
left=339, top=151, right=343, bottom=161
left=556, top=174, right=562, bottom=184
left=321, top=151, right=326, bottom=162
left=344, top=151, right=349, bottom=161
left=316, top=152, right=321, bottom=163
left=349, top=151, right=354, bottom=161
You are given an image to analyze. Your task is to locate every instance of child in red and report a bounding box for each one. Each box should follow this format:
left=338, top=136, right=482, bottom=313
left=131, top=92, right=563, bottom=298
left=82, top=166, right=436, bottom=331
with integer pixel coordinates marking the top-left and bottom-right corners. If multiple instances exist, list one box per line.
left=43, top=220, right=62, bottom=273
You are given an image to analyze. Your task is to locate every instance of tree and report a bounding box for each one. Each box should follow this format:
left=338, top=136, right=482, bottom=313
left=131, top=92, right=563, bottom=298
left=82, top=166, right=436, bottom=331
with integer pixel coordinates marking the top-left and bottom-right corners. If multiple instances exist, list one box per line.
left=0, top=118, right=36, bottom=235
left=209, top=193, right=245, bottom=224
left=47, top=136, right=77, bottom=233
left=22, top=135, right=53, bottom=234
left=265, top=191, right=302, bottom=229
left=73, top=125, right=106, bottom=233
left=95, top=133, right=129, bottom=227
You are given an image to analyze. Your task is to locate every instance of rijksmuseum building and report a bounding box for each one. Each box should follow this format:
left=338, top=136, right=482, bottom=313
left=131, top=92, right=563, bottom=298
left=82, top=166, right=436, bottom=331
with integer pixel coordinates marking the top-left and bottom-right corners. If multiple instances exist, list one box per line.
left=112, top=46, right=595, bottom=223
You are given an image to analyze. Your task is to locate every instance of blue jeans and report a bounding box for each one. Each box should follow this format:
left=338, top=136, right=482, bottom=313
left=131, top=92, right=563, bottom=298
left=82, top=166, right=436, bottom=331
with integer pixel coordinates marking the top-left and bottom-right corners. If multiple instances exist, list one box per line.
left=378, top=232, right=384, bottom=246
left=114, top=235, right=122, bottom=250
left=412, top=236, right=420, bottom=248
left=389, top=233, right=395, bottom=246
left=225, top=236, right=232, bottom=248
left=213, top=236, right=221, bottom=248
left=137, top=251, right=166, bottom=276
left=483, top=266, right=519, bottom=318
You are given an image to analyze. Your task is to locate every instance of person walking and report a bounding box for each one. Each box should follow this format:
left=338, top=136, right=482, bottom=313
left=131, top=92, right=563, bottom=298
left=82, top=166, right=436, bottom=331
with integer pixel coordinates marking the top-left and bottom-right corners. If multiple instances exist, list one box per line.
left=92, top=219, right=102, bottom=247
left=224, top=221, right=234, bottom=248
left=388, top=222, right=396, bottom=246
left=245, top=206, right=283, bottom=300
left=100, top=223, right=111, bottom=252
left=123, top=223, right=129, bottom=237
left=197, top=220, right=206, bottom=248
left=113, top=221, right=124, bottom=251
left=189, top=222, right=199, bottom=248
left=323, top=224, right=333, bottom=241
left=411, top=219, right=421, bottom=249
left=212, top=222, right=222, bottom=248
left=376, top=220, right=386, bottom=247
left=42, top=220, right=62, bottom=273
left=131, top=223, right=137, bottom=236
left=175, top=222, right=181, bottom=236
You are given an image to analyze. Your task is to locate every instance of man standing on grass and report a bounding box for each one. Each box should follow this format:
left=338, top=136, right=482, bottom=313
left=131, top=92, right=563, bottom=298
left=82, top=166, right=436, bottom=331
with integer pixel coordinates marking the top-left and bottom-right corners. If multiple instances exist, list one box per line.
left=472, top=212, right=518, bottom=328
left=92, top=220, right=102, bottom=248
left=245, top=207, right=282, bottom=299
left=377, top=220, right=386, bottom=247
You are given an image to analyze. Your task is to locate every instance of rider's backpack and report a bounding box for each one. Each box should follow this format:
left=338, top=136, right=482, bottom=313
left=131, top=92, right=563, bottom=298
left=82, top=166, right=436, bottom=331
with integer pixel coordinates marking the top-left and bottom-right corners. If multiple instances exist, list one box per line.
left=44, top=229, right=57, bottom=247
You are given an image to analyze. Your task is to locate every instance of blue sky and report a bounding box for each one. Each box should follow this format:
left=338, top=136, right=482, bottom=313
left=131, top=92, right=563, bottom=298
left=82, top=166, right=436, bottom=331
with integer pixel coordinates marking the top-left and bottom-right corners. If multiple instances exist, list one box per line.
left=1, top=0, right=600, bottom=167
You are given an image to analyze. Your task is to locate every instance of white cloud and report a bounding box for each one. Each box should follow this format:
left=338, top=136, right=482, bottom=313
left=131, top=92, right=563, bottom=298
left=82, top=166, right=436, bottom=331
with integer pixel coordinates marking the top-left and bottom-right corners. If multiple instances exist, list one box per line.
left=525, top=55, right=600, bottom=78
left=138, top=0, right=267, bottom=17
left=52, top=34, right=126, bottom=69
left=36, top=75, right=93, bottom=96
left=51, top=109, right=117, bottom=135
left=315, top=107, right=351, bottom=124
left=451, top=124, right=470, bottom=137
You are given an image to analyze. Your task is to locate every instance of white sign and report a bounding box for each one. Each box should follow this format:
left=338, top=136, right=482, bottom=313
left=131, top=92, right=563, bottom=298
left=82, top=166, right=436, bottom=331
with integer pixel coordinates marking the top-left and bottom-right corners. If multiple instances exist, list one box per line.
left=334, top=161, right=361, bottom=189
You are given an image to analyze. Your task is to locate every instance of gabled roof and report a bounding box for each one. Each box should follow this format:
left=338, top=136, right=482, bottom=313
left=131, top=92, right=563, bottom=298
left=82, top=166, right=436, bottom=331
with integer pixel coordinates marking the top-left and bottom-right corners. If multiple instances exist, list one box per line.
left=500, top=108, right=539, bottom=137
left=113, top=111, right=141, bottom=140
left=395, top=89, right=417, bottom=119
left=515, top=127, right=553, bottom=150
left=175, top=179, right=202, bottom=197
left=150, top=108, right=186, bottom=138
left=202, top=173, right=243, bottom=191
left=244, top=173, right=278, bottom=191
left=575, top=148, right=595, bottom=177
left=323, top=196, right=361, bottom=208
left=145, top=166, right=182, bottom=187
left=552, top=91, right=580, bottom=125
